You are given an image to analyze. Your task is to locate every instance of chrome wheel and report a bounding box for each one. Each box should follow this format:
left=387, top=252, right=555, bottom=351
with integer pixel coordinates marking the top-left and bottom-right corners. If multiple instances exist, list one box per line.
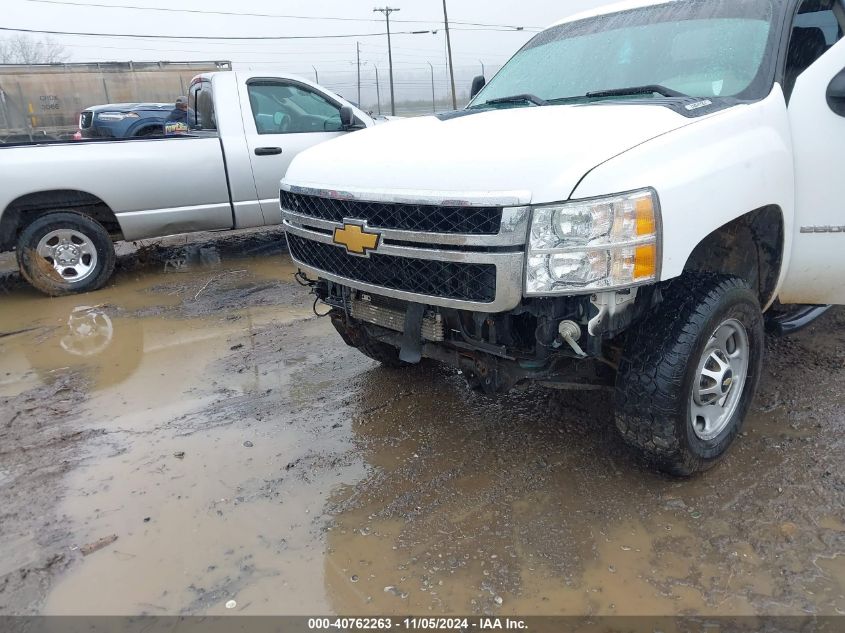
left=690, top=318, right=750, bottom=441
left=35, top=229, right=98, bottom=284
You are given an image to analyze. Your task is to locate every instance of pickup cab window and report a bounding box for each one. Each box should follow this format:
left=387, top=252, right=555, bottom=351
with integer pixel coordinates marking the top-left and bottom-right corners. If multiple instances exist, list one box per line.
left=784, top=0, right=845, bottom=97
left=472, top=0, right=778, bottom=107
left=247, top=81, right=343, bottom=134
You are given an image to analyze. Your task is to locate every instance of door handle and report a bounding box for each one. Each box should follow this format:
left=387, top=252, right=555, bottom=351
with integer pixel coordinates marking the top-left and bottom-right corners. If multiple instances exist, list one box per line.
left=254, top=147, right=282, bottom=156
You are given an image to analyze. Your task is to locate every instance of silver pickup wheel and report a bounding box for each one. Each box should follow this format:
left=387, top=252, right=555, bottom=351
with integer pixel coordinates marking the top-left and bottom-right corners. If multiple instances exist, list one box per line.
left=17, top=211, right=116, bottom=296
left=614, top=274, right=764, bottom=476
left=35, top=228, right=100, bottom=284
left=690, top=319, right=750, bottom=441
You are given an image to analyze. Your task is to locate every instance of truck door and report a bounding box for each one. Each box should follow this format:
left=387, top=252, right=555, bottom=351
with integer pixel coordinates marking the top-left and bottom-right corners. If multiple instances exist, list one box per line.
left=240, top=78, right=347, bottom=224
left=779, top=0, right=845, bottom=304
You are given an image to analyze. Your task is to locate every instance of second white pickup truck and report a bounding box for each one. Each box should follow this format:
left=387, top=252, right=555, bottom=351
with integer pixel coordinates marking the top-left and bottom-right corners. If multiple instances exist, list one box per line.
left=282, top=0, right=845, bottom=475
left=0, top=70, right=375, bottom=295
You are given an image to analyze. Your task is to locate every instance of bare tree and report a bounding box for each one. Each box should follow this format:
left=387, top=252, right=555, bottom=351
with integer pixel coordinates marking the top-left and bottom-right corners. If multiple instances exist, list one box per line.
left=0, top=35, right=69, bottom=64
left=0, top=39, right=12, bottom=63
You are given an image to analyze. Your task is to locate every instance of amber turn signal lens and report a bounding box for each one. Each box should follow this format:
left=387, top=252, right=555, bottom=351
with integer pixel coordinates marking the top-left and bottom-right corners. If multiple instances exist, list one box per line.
left=634, top=244, right=657, bottom=280
left=635, top=197, right=657, bottom=237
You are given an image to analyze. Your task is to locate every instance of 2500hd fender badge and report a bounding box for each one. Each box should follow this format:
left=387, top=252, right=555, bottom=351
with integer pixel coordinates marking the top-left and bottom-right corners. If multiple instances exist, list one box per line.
left=801, top=225, right=845, bottom=233
left=333, top=221, right=381, bottom=257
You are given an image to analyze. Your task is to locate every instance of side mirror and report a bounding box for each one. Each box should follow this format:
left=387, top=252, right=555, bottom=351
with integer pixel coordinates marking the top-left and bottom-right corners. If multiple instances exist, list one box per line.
left=827, top=67, right=845, bottom=117
left=340, top=105, right=362, bottom=130
left=470, top=75, right=487, bottom=100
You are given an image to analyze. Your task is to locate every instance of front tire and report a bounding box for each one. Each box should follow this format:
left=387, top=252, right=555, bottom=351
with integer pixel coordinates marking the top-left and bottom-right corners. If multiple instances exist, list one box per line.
left=17, top=212, right=116, bottom=296
left=614, top=274, right=764, bottom=476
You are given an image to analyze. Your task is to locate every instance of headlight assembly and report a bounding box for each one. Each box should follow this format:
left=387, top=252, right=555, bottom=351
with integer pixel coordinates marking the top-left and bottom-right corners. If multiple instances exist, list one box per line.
left=526, top=189, right=661, bottom=294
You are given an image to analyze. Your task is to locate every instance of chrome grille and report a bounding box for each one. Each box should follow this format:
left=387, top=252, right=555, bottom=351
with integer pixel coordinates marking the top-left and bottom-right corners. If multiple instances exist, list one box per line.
left=287, top=234, right=497, bottom=303
left=280, top=190, right=502, bottom=235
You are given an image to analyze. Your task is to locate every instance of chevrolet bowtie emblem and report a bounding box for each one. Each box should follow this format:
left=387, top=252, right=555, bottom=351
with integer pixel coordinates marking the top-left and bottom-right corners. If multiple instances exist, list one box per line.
left=333, top=222, right=381, bottom=257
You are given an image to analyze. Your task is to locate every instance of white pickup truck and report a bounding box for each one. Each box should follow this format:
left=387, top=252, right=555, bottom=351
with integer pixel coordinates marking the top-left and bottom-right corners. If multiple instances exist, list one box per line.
left=0, top=70, right=374, bottom=295
left=281, top=0, right=845, bottom=475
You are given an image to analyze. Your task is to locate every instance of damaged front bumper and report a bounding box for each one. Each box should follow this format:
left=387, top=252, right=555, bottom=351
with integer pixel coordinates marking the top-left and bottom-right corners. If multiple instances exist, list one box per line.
left=313, top=279, right=624, bottom=394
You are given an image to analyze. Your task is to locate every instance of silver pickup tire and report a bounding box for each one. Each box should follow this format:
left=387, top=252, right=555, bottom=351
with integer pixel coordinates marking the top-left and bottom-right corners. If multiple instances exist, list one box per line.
left=16, top=211, right=116, bottom=296
left=614, top=274, right=764, bottom=476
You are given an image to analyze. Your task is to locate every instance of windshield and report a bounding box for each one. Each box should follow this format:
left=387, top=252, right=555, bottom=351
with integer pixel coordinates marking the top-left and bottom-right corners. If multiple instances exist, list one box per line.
left=472, top=0, right=779, bottom=107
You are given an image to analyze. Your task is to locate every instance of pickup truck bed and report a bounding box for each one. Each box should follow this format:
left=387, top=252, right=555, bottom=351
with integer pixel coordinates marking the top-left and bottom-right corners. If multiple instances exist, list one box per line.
left=1, top=137, right=234, bottom=244
left=0, top=70, right=374, bottom=296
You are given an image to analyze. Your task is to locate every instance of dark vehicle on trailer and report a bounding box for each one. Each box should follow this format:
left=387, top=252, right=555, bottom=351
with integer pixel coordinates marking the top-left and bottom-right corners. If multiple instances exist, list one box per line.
left=78, top=102, right=178, bottom=139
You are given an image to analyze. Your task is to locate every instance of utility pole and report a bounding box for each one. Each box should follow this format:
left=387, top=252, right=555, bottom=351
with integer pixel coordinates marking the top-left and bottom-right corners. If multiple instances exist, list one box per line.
left=374, top=7, right=399, bottom=115
left=312, top=65, right=319, bottom=83
left=427, top=62, right=436, bottom=113
left=442, top=0, right=457, bottom=110
left=374, top=65, right=382, bottom=115
left=356, top=41, right=361, bottom=106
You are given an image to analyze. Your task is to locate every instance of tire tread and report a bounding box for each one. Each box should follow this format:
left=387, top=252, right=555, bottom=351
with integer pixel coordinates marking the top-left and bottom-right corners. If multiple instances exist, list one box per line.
left=615, top=273, right=762, bottom=476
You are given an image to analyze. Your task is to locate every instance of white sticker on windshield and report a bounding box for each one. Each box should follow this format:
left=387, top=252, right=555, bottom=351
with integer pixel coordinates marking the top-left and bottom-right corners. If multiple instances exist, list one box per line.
left=685, top=100, right=713, bottom=111
left=712, top=80, right=724, bottom=96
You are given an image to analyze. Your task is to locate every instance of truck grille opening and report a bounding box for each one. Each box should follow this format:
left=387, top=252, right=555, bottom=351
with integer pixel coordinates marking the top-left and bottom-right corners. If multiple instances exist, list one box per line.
left=281, top=191, right=503, bottom=235
left=287, top=234, right=496, bottom=303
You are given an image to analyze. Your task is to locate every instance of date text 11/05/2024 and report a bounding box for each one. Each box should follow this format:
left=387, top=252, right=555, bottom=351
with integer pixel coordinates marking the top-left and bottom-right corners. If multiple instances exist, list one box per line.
left=307, top=618, right=529, bottom=630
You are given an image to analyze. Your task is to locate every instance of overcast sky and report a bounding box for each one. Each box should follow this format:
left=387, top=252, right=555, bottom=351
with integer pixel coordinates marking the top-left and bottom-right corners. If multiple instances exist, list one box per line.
left=5, top=0, right=612, bottom=103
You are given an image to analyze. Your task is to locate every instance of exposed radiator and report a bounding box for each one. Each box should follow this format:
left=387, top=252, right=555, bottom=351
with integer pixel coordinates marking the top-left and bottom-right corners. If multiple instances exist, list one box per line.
left=351, top=297, right=445, bottom=342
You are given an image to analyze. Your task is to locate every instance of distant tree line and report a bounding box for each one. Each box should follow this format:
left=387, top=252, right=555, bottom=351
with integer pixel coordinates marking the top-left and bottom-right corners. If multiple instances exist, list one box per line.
left=0, top=35, right=69, bottom=64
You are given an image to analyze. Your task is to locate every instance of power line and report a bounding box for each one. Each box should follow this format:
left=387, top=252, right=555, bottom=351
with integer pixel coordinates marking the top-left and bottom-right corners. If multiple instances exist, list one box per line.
left=0, top=25, right=434, bottom=41
left=20, top=0, right=542, bottom=30
left=363, top=42, right=515, bottom=55
left=53, top=39, right=512, bottom=60
left=452, top=27, right=540, bottom=32
left=55, top=43, right=381, bottom=57
left=57, top=45, right=504, bottom=66
left=21, top=0, right=378, bottom=22
left=53, top=37, right=507, bottom=55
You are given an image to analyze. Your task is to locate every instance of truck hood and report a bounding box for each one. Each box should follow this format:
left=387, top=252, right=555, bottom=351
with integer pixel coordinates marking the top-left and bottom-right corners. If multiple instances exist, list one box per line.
left=85, top=103, right=173, bottom=113
left=284, top=104, right=699, bottom=205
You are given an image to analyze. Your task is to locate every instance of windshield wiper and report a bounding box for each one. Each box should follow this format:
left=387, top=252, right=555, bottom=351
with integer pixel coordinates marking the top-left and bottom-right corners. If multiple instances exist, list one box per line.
left=477, top=93, right=549, bottom=108
left=585, top=85, right=687, bottom=99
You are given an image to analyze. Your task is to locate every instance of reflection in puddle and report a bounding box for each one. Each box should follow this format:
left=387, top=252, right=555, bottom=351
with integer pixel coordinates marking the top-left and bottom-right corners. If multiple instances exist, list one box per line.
left=0, top=247, right=305, bottom=397
left=60, top=307, right=115, bottom=358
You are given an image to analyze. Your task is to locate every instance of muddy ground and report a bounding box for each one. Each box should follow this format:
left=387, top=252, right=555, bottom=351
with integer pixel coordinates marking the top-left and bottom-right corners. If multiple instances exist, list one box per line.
left=0, top=229, right=842, bottom=617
